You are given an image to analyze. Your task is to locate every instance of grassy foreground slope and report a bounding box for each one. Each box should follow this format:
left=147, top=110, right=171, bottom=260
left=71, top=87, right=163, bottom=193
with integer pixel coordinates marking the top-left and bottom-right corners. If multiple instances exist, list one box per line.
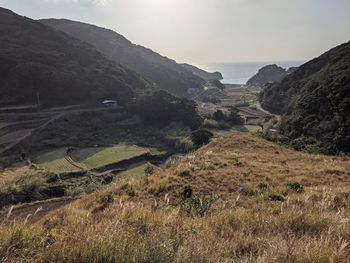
left=1, top=133, right=350, bottom=262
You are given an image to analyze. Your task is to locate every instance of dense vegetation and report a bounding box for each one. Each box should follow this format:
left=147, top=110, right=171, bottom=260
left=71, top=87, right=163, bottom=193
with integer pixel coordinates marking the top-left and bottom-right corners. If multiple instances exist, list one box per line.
left=260, top=41, right=350, bottom=154
left=0, top=8, right=152, bottom=108
left=41, top=19, right=205, bottom=96
left=132, top=91, right=202, bottom=129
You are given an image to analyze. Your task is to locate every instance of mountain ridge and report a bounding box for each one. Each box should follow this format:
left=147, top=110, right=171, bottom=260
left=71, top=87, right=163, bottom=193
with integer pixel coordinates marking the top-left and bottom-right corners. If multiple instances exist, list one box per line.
left=0, top=7, right=152, bottom=107
left=40, top=18, right=206, bottom=96
left=180, top=63, right=223, bottom=81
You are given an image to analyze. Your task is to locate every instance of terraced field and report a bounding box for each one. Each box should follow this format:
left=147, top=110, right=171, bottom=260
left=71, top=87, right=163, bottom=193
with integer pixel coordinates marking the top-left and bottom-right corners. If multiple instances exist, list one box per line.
left=33, top=144, right=163, bottom=173
left=33, top=148, right=84, bottom=173
left=70, top=145, right=150, bottom=169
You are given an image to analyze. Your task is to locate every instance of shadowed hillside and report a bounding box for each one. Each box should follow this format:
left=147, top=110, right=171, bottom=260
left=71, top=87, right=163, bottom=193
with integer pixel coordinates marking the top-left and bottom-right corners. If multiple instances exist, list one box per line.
left=260, top=41, right=350, bottom=154
left=40, top=19, right=205, bottom=96
left=0, top=8, right=152, bottom=108
left=181, top=63, right=223, bottom=81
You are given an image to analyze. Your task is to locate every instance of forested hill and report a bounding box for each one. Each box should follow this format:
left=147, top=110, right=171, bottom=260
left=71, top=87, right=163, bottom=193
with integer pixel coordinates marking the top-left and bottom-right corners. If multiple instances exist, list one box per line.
left=260, top=41, right=350, bottom=154
left=41, top=19, right=205, bottom=97
left=0, top=7, right=152, bottom=108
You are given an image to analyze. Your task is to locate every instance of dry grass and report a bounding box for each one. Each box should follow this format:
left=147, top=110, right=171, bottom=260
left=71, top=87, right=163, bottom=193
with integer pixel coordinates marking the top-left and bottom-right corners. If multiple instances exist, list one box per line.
left=0, top=166, right=39, bottom=188
left=0, top=133, right=349, bottom=262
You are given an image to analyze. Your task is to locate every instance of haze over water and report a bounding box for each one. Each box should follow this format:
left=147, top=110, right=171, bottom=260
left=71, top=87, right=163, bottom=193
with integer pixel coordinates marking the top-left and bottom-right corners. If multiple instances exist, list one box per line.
left=202, top=61, right=306, bottom=84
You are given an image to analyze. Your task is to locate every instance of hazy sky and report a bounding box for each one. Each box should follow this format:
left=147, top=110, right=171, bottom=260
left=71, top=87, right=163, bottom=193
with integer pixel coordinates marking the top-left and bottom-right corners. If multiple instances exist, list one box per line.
left=1, top=0, right=350, bottom=65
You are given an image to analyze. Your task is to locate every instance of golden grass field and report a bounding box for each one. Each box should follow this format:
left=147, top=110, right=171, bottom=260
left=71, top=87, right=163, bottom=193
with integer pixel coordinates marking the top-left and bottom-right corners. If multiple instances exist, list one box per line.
left=1, top=133, right=349, bottom=262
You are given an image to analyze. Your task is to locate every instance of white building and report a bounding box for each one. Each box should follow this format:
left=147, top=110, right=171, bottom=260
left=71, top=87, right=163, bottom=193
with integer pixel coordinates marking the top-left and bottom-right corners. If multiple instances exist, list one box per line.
left=102, top=100, right=118, bottom=108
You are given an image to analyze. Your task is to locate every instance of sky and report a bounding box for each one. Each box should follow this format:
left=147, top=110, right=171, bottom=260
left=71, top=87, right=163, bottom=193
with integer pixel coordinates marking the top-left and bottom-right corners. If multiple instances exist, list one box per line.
left=1, top=0, right=349, bottom=65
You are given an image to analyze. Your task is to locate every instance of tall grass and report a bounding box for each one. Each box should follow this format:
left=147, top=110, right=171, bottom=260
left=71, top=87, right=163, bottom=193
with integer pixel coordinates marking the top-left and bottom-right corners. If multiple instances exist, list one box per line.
left=1, top=133, right=349, bottom=262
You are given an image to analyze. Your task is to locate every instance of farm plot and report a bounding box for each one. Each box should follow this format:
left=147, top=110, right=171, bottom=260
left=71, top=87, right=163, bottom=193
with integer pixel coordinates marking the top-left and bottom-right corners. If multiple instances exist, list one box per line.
left=116, top=163, right=152, bottom=180
left=33, top=148, right=84, bottom=173
left=70, top=144, right=153, bottom=170
left=34, top=144, right=163, bottom=173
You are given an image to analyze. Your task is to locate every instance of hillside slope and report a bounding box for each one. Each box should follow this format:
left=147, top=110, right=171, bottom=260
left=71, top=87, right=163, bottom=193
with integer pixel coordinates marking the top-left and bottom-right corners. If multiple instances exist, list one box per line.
left=0, top=7, right=152, bottom=108
left=1, top=133, right=349, bottom=262
left=40, top=19, right=205, bottom=96
left=260, top=41, right=350, bottom=154
left=181, top=63, right=223, bottom=81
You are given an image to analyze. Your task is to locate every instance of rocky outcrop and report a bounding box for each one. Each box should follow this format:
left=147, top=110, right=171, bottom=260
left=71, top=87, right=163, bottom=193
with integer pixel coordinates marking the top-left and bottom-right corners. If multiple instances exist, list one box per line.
left=246, top=64, right=288, bottom=88
left=180, top=63, right=223, bottom=81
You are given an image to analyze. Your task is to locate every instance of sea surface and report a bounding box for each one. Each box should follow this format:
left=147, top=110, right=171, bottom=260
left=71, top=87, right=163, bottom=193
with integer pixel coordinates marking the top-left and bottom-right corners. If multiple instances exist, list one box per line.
left=201, top=61, right=305, bottom=84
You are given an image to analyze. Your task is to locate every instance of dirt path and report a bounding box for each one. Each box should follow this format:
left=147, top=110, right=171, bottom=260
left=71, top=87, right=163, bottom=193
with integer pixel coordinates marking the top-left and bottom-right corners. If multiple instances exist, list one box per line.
left=256, top=101, right=276, bottom=116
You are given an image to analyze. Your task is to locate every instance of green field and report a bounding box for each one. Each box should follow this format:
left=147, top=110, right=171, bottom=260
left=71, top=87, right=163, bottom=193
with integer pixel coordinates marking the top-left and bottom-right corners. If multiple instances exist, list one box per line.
left=33, top=144, right=163, bottom=173
left=70, top=145, right=151, bottom=169
left=117, top=163, right=151, bottom=179
left=213, top=125, right=262, bottom=137
left=33, top=148, right=84, bottom=173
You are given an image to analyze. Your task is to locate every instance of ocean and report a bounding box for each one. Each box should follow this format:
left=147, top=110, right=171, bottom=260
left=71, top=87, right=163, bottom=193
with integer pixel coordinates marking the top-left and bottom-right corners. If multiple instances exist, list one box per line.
left=201, top=61, right=305, bottom=84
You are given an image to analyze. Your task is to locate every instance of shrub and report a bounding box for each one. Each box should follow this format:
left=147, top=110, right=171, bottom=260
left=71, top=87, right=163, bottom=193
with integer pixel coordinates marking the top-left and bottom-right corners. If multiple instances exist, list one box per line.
left=213, top=110, right=226, bottom=121
left=120, top=184, right=136, bottom=197
left=203, top=119, right=219, bottom=129
left=227, top=108, right=244, bottom=125
left=65, top=186, right=85, bottom=197
left=287, top=182, right=303, bottom=192
left=290, top=136, right=318, bottom=151
left=182, top=185, right=193, bottom=199
left=174, top=137, right=194, bottom=152
left=21, top=176, right=46, bottom=202
left=178, top=170, right=191, bottom=177
left=144, top=165, right=155, bottom=175
left=331, top=195, right=347, bottom=209
left=239, top=186, right=257, bottom=196
left=266, top=191, right=287, bottom=201
left=191, top=129, right=214, bottom=146
left=101, top=192, right=115, bottom=206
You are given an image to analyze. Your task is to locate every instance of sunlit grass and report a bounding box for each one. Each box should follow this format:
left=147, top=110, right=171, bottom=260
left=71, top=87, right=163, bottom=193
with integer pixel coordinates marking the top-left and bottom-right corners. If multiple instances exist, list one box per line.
left=71, top=144, right=149, bottom=169
left=2, top=133, right=349, bottom=262
left=33, top=148, right=83, bottom=173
